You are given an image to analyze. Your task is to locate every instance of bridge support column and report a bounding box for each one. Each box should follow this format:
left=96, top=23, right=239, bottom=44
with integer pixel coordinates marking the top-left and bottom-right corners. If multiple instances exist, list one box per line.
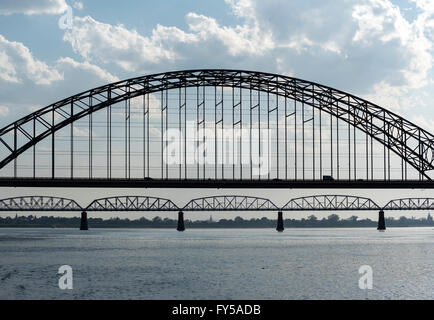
left=377, top=210, right=386, bottom=231
left=80, top=211, right=88, bottom=231
left=276, top=211, right=284, bottom=232
left=177, top=211, right=185, bottom=232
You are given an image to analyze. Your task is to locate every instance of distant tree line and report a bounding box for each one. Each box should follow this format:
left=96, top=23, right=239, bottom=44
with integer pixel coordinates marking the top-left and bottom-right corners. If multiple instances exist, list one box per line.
left=0, top=213, right=433, bottom=228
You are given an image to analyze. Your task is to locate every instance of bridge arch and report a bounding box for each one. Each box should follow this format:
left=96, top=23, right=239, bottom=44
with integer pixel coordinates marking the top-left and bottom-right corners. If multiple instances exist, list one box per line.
left=1, top=69, right=433, bottom=185
left=0, top=196, right=83, bottom=211
left=281, top=195, right=380, bottom=211
left=86, top=196, right=179, bottom=211
left=182, top=195, right=278, bottom=211
left=383, top=198, right=434, bottom=210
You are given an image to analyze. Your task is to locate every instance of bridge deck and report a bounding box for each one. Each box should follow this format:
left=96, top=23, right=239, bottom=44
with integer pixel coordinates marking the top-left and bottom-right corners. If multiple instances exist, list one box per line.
left=1, top=178, right=433, bottom=189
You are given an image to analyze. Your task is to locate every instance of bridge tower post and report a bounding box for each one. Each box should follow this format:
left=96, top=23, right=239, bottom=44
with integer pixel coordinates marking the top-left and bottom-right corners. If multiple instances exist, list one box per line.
left=177, top=211, right=185, bottom=232
left=276, top=211, right=284, bottom=232
left=377, top=210, right=386, bottom=231
left=80, top=211, right=88, bottom=231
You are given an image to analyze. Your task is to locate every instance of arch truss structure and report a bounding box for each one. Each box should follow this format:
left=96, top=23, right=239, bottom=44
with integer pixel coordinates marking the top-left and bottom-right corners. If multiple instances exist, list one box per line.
left=86, top=196, right=179, bottom=211
left=2, top=194, right=434, bottom=212
left=183, top=196, right=278, bottom=211
left=1, top=69, right=434, bottom=189
left=281, top=195, right=380, bottom=211
left=383, top=198, right=434, bottom=210
left=0, top=196, right=82, bottom=211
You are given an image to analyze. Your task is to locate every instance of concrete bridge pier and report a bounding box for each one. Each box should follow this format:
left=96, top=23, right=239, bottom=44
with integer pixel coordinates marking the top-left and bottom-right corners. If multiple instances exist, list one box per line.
left=80, top=211, right=88, bottom=230
left=276, top=211, right=284, bottom=232
left=177, top=211, right=185, bottom=232
left=377, top=210, right=386, bottom=231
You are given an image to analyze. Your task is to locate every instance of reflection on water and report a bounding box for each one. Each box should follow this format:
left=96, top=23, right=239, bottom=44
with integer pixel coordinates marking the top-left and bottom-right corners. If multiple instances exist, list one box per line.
left=0, top=227, right=432, bottom=299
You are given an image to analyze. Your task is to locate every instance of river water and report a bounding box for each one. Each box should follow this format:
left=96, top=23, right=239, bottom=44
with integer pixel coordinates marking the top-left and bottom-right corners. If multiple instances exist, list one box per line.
left=0, top=227, right=432, bottom=299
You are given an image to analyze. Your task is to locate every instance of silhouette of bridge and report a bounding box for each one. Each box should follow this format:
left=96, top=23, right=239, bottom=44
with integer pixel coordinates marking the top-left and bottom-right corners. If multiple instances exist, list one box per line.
left=1, top=194, right=433, bottom=232
left=1, top=69, right=434, bottom=188
left=0, top=196, right=82, bottom=211
left=1, top=69, right=434, bottom=232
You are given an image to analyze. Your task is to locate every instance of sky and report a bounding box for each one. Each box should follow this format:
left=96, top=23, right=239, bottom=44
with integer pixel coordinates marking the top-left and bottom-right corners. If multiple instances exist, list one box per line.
left=1, top=0, right=434, bottom=220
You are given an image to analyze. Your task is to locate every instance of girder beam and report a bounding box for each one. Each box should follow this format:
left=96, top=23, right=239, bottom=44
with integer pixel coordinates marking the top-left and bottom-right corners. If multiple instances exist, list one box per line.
left=1, top=178, right=434, bottom=189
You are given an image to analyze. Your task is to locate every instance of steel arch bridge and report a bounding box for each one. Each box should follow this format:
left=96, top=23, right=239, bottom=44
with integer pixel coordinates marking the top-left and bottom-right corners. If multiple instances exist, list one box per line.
left=0, top=196, right=82, bottom=211
left=86, top=196, right=179, bottom=211
left=383, top=198, right=434, bottom=210
left=182, top=195, right=278, bottom=211
left=281, top=195, right=380, bottom=211
left=3, top=194, right=434, bottom=212
left=1, top=69, right=434, bottom=188
left=1, top=194, right=433, bottom=231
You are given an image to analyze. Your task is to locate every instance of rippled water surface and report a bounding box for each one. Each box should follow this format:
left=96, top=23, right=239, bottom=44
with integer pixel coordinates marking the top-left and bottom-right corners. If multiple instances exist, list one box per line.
left=0, top=227, right=432, bottom=299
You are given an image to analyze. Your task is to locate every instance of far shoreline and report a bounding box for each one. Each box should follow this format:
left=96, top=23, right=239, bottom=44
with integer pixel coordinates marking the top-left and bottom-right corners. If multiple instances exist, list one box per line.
left=0, top=225, right=433, bottom=229
left=1, top=213, right=433, bottom=229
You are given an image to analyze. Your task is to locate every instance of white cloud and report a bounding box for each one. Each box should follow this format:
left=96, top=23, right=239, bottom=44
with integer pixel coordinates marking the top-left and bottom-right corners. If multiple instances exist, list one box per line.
left=0, top=106, right=9, bottom=117
left=63, top=16, right=178, bottom=72
left=352, top=0, right=433, bottom=88
left=0, top=34, right=63, bottom=85
left=185, top=12, right=273, bottom=56
left=0, top=34, right=119, bottom=120
left=152, top=24, right=198, bottom=44
left=0, top=50, right=19, bottom=83
left=73, top=2, right=83, bottom=10
left=62, top=9, right=275, bottom=73
left=56, top=57, right=118, bottom=83
left=0, top=0, right=68, bottom=15
left=278, top=36, right=342, bottom=55
left=220, top=0, right=434, bottom=112
left=2, top=0, right=434, bottom=127
left=362, top=80, right=428, bottom=112
left=57, top=0, right=434, bottom=117
left=410, top=0, right=434, bottom=14
left=73, top=126, right=92, bottom=137
left=352, top=1, right=396, bottom=43
left=349, top=0, right=434, bottom=110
